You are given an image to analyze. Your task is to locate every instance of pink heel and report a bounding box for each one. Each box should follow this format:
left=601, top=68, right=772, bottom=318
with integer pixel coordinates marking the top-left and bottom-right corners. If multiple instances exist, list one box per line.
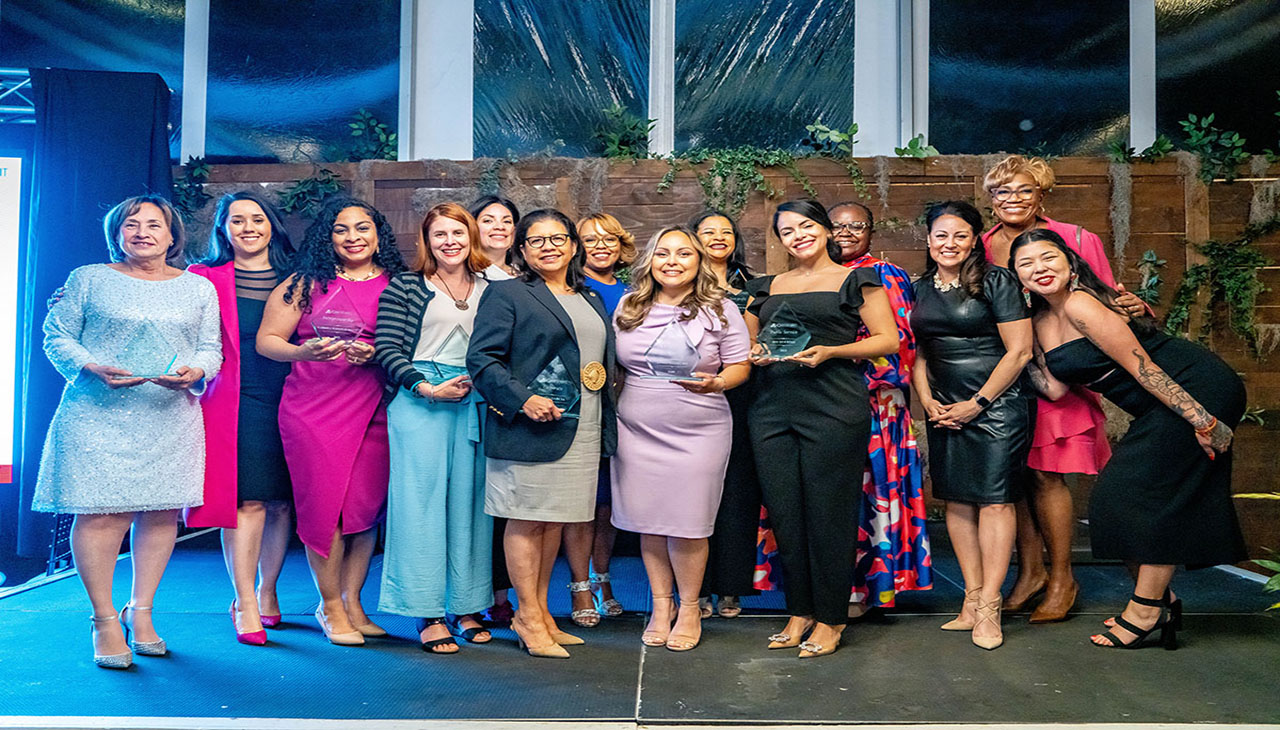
left=230, top=601, right=267, bottom=646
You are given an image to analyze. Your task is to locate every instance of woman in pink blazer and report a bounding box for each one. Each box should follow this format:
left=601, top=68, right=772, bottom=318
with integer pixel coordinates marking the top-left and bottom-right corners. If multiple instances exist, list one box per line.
left=187, top=192, right=296, bottom=645
left=981, top=156, right=1145, bottom=623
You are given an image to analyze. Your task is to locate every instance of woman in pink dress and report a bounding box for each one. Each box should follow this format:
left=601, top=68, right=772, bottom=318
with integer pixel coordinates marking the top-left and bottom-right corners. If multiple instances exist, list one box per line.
left=981, top=155, right=1144, bottom=622
left=257, top=197, right=405, bottom=646
left=611, top=226, right=752, bottom=652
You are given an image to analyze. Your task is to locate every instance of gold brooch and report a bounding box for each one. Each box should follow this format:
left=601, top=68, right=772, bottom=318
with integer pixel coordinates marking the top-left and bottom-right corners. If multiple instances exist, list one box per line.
left=581, top=361, right=607, bottom=391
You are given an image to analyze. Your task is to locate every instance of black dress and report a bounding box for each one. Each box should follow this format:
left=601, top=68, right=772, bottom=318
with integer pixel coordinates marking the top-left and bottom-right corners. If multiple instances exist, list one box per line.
left=910, top=267, right=1034, bottom=504
left=235, top=272, right=292, bottom=502
left=1044, top=324, right=1247, bottom=566
left=746, top=267, right=881, bottom=625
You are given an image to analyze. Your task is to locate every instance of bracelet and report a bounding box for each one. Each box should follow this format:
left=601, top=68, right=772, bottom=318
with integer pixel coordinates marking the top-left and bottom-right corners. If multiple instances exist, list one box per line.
left=1194, top=416, right=1217, bottom=436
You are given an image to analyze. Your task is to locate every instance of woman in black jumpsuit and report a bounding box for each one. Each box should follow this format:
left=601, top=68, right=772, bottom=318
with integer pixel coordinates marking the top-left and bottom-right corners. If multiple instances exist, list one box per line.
left=745, top=200, right=898, bottom=658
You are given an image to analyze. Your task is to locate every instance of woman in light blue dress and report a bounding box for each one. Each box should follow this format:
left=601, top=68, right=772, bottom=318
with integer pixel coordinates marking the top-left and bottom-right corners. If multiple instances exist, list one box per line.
left=35, top=195, right=223, bottom=669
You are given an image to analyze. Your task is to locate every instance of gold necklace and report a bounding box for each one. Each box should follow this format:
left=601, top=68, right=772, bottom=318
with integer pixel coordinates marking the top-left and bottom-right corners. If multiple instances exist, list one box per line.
left=337, top=266, right=381, bottom=282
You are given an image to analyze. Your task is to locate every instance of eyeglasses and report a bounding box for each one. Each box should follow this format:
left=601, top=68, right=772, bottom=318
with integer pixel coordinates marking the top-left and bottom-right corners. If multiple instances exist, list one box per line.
left=582, top=235, right=620, bottom=248
left=524, top=233, right=571, bottom=249
left=833, top=222, right=871, bottom=233
left=992, top=186, right=1038, bottom=202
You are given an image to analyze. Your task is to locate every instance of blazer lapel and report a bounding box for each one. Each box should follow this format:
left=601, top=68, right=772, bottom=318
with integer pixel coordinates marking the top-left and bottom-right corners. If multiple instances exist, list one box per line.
left=528, top=278, right=578, bottom=343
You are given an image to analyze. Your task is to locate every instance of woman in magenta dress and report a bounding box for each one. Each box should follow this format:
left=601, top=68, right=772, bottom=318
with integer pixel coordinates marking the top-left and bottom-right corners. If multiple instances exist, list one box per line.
left=981, top=155, right=1144, bottom=622
left=611, top=226, right=752, bottom=651
left=257, top=197, right=405, bottom=646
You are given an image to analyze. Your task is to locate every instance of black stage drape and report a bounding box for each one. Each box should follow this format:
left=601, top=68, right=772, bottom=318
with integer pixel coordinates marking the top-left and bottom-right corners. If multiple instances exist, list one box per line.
left=13, top=69, right=172, bottom=557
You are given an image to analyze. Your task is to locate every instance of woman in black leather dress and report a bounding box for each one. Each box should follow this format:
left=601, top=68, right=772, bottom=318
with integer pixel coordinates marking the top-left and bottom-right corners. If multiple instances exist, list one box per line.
left=910, top=201, right=1034, bottom=650
left=745, top=199, right=898, bottom=658
left=1012, top=229, right=1244, bottom=650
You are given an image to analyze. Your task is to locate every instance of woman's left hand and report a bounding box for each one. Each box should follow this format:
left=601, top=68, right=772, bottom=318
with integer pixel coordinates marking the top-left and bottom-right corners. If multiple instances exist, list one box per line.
left=1113, top=284, right=1148, bottom=319
left=786, top=345, right=832, bottom=368
left=344, top=340, right=375, bottom=366
left=675, top=372, right=725, bottom=395
left=1194, top=418, right=1234, bottom=459
left=931, top=398, right=983, bottom=429
left=150, top=366, right=204, bottom=391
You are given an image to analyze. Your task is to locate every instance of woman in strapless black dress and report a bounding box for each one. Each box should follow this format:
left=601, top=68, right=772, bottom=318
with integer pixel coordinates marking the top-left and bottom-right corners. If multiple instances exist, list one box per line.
left=910, top=201, right=1035, bottom=651
left=1012, top=229, right=1245, bottom=651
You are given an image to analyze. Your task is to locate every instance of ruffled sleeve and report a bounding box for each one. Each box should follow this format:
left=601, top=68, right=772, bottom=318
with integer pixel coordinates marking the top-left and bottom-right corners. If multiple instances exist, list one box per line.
left=984, top=267, right=1030, bottom=323
left=838, top=266, right=883, bottom=314
left=744, top=275, right=774, bottom=318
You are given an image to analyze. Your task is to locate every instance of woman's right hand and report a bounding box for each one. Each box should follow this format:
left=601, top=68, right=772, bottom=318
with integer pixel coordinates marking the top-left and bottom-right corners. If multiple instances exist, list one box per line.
left=82, top=363, right=146, bottom=389
left=522, top=394, right=563, bottom=422
left=1195, top=417, right=1234, bottom=459
left=429, top=375, right=472, bottom=402
left=749, top=342, right=775, bottom=366
left=295, top=337, right=347, bottom=362
left=921, top=398, right=950, bottom=425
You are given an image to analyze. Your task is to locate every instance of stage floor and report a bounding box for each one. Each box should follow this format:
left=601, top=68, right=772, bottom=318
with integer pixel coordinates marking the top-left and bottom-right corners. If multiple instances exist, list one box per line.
left=0, top=530, right=1275, bottom=729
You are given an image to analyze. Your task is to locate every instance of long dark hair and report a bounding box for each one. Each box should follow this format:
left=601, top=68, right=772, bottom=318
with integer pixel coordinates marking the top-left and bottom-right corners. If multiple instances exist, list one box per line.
left=771, top=199, right=842, bottom=262
left=202, top=191, right=294, bottom=272
left=468, top=195, right=522, bottom=270
left=921, top=201, right=988, bottom=299
left=1009, top=228, right=1156, bottom=333
left=689, top=208, right=753, bottom=287
left=515, top=209, right=588, bottom=291
left=283, top=196, right=406, bottom=312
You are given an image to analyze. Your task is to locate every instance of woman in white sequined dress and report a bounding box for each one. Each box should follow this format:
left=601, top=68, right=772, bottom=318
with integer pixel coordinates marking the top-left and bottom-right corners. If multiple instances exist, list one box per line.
left=34, top=196, right=222, bottom=669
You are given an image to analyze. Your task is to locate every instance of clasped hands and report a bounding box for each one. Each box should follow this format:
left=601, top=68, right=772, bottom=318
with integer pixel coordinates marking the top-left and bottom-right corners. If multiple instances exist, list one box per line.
left=297, top=337, right=374, bottom=366
left=922, top=397, right=983, bottom=430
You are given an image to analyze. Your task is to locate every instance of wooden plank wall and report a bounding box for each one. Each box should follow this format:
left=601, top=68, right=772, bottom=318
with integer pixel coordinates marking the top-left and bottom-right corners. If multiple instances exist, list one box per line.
left=193, top=156, right=1280, bottom=557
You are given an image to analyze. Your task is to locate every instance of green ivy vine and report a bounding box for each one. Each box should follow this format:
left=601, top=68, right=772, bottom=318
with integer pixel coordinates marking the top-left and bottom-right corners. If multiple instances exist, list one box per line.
left=172, top=156, right=211, bottom=224
left=277, top=167, right=344, bottom=219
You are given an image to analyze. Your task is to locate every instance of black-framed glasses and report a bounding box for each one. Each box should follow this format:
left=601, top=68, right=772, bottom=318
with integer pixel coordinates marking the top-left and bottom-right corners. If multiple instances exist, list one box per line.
left=833, top=222, right=871, bottom=233
left=992, top=186, right=1038, bottom=202
left=525, top=234, right=571, bottom=249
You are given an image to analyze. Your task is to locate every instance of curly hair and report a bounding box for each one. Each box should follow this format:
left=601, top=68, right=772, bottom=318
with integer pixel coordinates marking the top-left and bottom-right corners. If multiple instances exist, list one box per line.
left=615, top=226, right=728, bottom=332
left=283, top=196, right=406, bottom=312
left=982, top=154, right=1056, bottom=194
left=921, top=201, right=989, bottom=299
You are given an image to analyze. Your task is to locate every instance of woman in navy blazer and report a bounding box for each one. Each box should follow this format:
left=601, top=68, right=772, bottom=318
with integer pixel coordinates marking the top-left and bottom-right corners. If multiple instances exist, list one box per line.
left=467, top=208, right=617, bottom=658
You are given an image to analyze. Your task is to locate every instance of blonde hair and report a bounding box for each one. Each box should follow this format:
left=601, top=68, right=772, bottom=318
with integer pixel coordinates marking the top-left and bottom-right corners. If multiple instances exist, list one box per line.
left=615, top=226, right=728, bottom=331
left=982, top=154, right=1056, bottom=194
left=576, top=212, right=637, bottom=269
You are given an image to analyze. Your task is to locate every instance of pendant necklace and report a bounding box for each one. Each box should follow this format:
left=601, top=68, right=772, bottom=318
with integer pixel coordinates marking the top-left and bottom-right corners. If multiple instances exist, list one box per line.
left=435, top=273, right=474, bottom=310
left=337, top=266, right=381, bottom=282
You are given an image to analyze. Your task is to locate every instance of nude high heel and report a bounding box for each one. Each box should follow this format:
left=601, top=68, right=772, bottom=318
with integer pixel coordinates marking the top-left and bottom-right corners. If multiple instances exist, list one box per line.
left=971, top=595, right=1004, bottom=650
left=642, top=594, right=676, bottom=647
left=941, top=587, right=982, bottom=631
left=512, top=612, right=570, bottom=658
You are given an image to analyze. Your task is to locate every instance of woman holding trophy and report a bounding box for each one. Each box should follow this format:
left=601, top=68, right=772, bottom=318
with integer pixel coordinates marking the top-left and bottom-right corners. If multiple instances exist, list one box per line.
left=257, top=197, right=405, bottom=646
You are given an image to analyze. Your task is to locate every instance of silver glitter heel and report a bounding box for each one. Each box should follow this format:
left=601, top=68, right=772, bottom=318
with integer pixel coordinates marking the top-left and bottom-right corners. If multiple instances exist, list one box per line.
left=91, top=615, right=133, bottom=669
left=120, top=603, right=167, bottom=656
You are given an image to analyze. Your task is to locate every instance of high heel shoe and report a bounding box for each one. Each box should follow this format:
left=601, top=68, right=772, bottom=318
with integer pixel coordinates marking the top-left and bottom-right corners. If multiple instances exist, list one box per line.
left=551, top=630, right=585, bottom=646
left=1092, top=594, right=1177, bottom=650
left=767, top=617, right=815, bottom=649
left=1029, top=580, right=1079, bottom=624
left=512, top=613, right=570, bottom=658
left=1104, top=588, right=1182, bottom=631
left=568, top=580, right=601, bottom=627
left=666, top=599, right=702, bottom=652
left=642, top=594, right=676, bottom=647
left=448, top=613, right=492, bottom=644
left=1004, top=575, right=1047, bottom=613
left=971, top=595, right=1004, bottom=650
left=230, top=601, right=267, bottom=646
left=798, top=623, right=844, bottom=659
left=590, top=572, right=624, bottom=617
left=315, top=607, right=364, bottom=646
left=90, top=615, right=132, bottom=669
left=717, top=595, right=741, bottom=618
left=941, top=587, right=982, bottom=631
left=119, top=603, right=167, bottom=656
left=260, top=614, right=283, bottom=628
left=416, top=617, right=459, bottom=654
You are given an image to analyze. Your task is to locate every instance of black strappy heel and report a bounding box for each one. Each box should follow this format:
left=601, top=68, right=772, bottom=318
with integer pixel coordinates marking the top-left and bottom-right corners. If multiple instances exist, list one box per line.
left=1092, top=594, right=1177, bottom=650
left=415, top=617, right=459, bottom=654
left=448, top=613, right=492, bottom=643
left=1103, top=588, right=1182, bottom=631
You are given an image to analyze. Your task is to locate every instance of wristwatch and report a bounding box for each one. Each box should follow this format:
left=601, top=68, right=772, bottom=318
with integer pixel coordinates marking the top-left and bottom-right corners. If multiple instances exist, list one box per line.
left=974, top=394, right=991, bottom=409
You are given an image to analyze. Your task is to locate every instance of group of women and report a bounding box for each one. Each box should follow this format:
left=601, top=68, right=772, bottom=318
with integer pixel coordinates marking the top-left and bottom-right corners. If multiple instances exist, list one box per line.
left=35, top=155, right=1246, bottom=669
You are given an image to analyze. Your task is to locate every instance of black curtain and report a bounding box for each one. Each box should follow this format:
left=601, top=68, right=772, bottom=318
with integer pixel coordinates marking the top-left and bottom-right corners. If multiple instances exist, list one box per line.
left=13, top=69, right=172, bottom=557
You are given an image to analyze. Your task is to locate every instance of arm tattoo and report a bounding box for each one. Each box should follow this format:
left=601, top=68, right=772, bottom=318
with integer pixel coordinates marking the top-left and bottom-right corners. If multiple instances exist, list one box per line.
left=1130, top=348, right=1213, bottom=428
left=1026, top=363, right=1053, bottom=394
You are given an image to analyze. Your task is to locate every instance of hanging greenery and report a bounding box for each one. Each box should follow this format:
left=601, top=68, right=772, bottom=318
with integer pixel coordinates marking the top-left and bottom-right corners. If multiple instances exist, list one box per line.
left=172, top=156, right=212, bottom=224
left=1135, top=249, right=1167, bottom=305
left=895, top=134, right=940, bottom=158
left=1164, top=217, right=1276, bottom=357
left=593, top=105, right=655, bottom=160
left=277, top=168, right=344, bottom=219
left=1179, top=113, right=1249, bottom=183
left=348, top=108, right=397, bottom=161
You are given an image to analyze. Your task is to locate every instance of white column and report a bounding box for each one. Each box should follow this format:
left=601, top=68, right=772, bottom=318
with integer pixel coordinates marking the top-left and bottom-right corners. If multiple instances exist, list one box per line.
left=1129, top=0, right=1157, bottom=149
left=648, top=0, right=676, bottom=155
left=909, top=0, right=929, bottom=144
left=853, top=0, right=905, bottom=155
left=180, top=0, right=209, bottom=162
left=400, top=0, right=474, bottom=161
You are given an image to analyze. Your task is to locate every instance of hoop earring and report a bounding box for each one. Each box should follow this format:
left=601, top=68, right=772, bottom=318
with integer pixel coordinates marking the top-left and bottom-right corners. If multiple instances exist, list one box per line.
left=1069, top=272, right=1079, bottom=291
left=1022, top=287, right=1032, bottom=308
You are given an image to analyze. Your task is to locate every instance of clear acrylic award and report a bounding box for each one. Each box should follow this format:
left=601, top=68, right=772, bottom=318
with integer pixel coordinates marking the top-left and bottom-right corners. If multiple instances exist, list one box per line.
left=528, top=355, right=580, bottom=419
left=429, top=325, right=471, bottom=378
left=311, top=287, right=365, bottom=343
left=755, top=301, right=812, bottom=361
left=114, top=321, right=179, bottom=378
left=639, top=319, right=701, bottom=381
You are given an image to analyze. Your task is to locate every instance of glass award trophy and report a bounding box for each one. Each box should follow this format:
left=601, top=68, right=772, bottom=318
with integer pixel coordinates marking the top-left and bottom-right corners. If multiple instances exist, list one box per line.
left=639, top=319, right=701, bottom=381
left=114, top=321, right=179, bottom=378
left=528, top=355, right=580, bottom=419
left=311, top=287, right=365, bottom=343
left=429, top=325, right=471, bottom=378
left=755, top=301, right=812, bottom=361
